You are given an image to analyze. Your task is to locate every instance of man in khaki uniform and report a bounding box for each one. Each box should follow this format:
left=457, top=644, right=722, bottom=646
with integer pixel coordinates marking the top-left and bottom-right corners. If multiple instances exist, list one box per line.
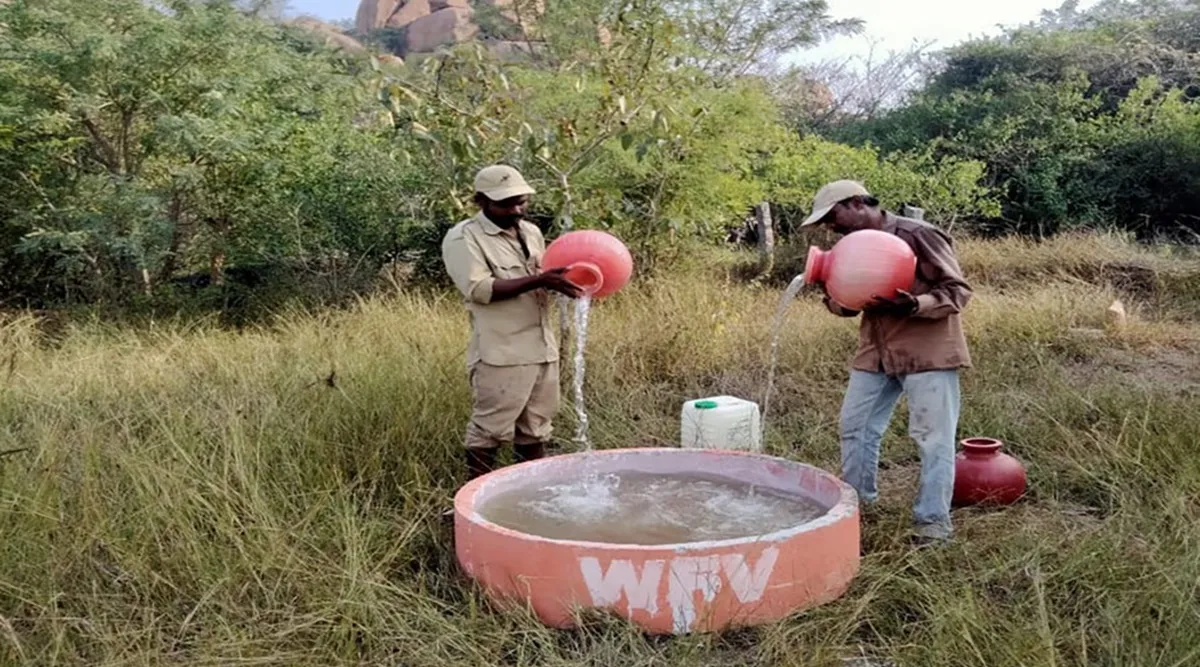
left=442, top=165, right=582, bottom=482
left=801, top=180, right=973, bottom=546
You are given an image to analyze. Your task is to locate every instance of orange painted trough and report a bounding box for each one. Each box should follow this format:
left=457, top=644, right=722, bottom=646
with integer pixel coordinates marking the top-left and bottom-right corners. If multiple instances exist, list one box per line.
left=453, top=448, right=861, bottom=635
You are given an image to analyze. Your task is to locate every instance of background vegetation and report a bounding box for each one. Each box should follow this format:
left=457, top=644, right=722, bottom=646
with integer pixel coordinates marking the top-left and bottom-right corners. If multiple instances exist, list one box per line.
left=4, top=0, right=1199, bottom=314
left=1, top=0, right=1002, bottom=314
left=832, top=0, right=1200, bottom=238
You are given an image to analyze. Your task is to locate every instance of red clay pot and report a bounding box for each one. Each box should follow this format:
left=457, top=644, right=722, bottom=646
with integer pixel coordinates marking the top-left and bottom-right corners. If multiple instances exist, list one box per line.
left=952, top=437, right=1027, bottom=507
left=803, top=229, right=917, bottom=311
left=542, top=230, right=633, bottom=299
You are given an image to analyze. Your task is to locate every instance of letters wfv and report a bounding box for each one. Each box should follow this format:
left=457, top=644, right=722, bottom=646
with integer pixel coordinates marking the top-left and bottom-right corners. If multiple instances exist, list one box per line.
left=578, top=547, right=780, bottom=633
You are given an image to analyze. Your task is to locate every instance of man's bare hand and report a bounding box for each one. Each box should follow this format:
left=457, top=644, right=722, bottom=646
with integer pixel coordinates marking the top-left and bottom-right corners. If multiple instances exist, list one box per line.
left=863, top=289, right=918, bottom=317
left=538, top=267, right=584, bottom=298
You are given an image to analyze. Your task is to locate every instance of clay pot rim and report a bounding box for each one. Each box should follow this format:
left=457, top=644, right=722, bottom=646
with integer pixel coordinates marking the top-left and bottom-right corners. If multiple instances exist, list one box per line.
left=564, top=261, right=603, bottom=295
left=803, top=245, right=827, bottom=285
left=961, top=437, right=1004, bottom=452
left=453, top=447, right=859, bottom=553
left=543, top=229, right=633, bottom=299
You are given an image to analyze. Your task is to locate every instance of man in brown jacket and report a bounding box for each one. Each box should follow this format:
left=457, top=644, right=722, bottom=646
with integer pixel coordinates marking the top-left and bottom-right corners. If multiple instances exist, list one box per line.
left=801, top=180, right=973, bottom=545
left=442, top=165, right=582, bottom=483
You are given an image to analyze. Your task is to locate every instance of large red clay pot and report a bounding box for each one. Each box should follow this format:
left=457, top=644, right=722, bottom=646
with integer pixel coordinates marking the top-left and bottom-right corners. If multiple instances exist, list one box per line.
left=542, top=230, right=633, bottom=299
left=952, top=437, right=1028, bottom=507
left=803, top=229, right=917, bottom=311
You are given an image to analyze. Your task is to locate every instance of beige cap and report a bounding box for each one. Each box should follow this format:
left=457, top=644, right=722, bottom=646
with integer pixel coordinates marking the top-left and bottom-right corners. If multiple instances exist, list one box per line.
left=799, top=180, right=871, bottom=227
left=474, top=164, right=535, bottom=202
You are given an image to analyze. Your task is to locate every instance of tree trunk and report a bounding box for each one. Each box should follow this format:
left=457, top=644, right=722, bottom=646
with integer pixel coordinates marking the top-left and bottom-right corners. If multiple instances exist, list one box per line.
left=755, top=201, right=774, bottom=274
left=209, top=252, right=226, bottom=286
left=207, top=216, right=230, bottom=286
left=158, top=190, right=189, bottom=285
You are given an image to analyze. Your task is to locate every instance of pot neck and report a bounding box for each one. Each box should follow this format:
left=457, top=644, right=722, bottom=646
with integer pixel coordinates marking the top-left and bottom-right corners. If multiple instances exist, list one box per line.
left=961, top=439, right=1003, bottom=457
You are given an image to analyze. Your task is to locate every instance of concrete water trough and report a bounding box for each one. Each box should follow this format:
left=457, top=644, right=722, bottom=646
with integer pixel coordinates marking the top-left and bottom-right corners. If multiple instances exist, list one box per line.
left=453, top=447, right=860, bottom=635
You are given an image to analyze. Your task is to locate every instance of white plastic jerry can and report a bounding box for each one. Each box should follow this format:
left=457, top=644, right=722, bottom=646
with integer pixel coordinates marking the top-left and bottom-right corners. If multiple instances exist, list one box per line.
left=680, top=396, right=763, bottom=452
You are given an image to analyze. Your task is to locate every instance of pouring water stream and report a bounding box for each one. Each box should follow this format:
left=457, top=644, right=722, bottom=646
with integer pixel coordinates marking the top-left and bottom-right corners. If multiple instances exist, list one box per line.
left=570, top=272, right=804, bottom=452
left=569, top=270, right=803, bottom=451
left=572, top=295, right=592, bottom=449
left=761, top=273, right=806, bottom=443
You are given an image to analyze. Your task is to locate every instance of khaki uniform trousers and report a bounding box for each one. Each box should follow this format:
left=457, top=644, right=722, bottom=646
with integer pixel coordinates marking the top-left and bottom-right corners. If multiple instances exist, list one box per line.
left=465, top=361, right=560, bottom=450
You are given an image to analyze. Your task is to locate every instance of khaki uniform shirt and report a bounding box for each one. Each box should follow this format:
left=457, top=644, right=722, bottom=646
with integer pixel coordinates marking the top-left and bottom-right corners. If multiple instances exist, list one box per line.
left=442, top=212, right=558, bottom=368
left=825, top=213, right=973, bottom=376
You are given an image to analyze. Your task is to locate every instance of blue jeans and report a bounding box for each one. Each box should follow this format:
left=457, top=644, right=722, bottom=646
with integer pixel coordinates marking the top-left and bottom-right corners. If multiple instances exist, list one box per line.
left=839, top=369, right=960, bottom=536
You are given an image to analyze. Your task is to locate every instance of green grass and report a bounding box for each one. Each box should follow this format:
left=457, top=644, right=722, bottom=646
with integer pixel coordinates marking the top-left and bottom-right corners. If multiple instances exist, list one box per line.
left=1, top=234, right=1199, bottom=666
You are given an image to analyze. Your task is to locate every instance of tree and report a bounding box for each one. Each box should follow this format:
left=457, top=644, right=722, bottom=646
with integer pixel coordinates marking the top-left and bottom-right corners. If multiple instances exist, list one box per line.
left=774, top=37, right=937, bottom=134
left=0, top=0, right=1000, bottom=310
left=829, top=0, right=1200, bottom=237
left=666, top=0, right=862, bottom=80
left=0, top=0, right=408, bottom=303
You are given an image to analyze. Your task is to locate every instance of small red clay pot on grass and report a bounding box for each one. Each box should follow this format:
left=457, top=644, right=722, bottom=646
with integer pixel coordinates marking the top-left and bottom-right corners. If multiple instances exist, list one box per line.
left=952, top=437, right=1028, bottom=507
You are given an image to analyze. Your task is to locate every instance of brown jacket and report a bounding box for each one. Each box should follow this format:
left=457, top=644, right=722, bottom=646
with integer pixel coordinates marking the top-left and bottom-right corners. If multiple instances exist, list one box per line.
left=824, top=213, right=972, bottom=376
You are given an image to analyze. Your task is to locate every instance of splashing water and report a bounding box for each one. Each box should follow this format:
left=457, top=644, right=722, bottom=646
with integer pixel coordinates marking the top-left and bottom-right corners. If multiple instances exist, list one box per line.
left=572, top=296, right=592, bottom=449
left=761, top=273, right=806, bottom=443
left=479, top=470, right=828, bottom=545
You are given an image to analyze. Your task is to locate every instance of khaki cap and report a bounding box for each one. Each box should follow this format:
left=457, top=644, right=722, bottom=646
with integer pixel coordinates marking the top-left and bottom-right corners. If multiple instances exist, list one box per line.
left=474, top=164, right=535, bottom=202
left=800, top=180, right=871, bottom=227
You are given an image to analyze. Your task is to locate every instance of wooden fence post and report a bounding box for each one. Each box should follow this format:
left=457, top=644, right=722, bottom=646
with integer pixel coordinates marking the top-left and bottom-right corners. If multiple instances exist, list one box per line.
left=755, top=201, right=774, bottom=274
left=902, top=205, right=925, bottom=220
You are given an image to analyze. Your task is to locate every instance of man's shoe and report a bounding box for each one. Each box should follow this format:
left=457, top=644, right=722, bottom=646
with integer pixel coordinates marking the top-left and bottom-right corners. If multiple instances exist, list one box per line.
left=909, top=534, right=951, bottom=548
left=466, top=448, right=498, bottom=480
left=909, top=522, right=952, bottom=548
left=514, top=442, right=546, bottom=464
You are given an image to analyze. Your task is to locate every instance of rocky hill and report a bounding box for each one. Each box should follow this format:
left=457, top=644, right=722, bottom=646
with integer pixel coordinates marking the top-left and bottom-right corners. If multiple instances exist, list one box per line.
left=355, top=0, right=541, bottom=58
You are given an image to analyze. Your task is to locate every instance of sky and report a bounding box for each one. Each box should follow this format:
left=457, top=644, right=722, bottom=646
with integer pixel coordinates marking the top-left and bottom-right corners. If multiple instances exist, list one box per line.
left=282, top=0, right=1100, bottom=63
left=789, top=0, right=1099, bottom=66
left=284, top=0, right=354, bottom=22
